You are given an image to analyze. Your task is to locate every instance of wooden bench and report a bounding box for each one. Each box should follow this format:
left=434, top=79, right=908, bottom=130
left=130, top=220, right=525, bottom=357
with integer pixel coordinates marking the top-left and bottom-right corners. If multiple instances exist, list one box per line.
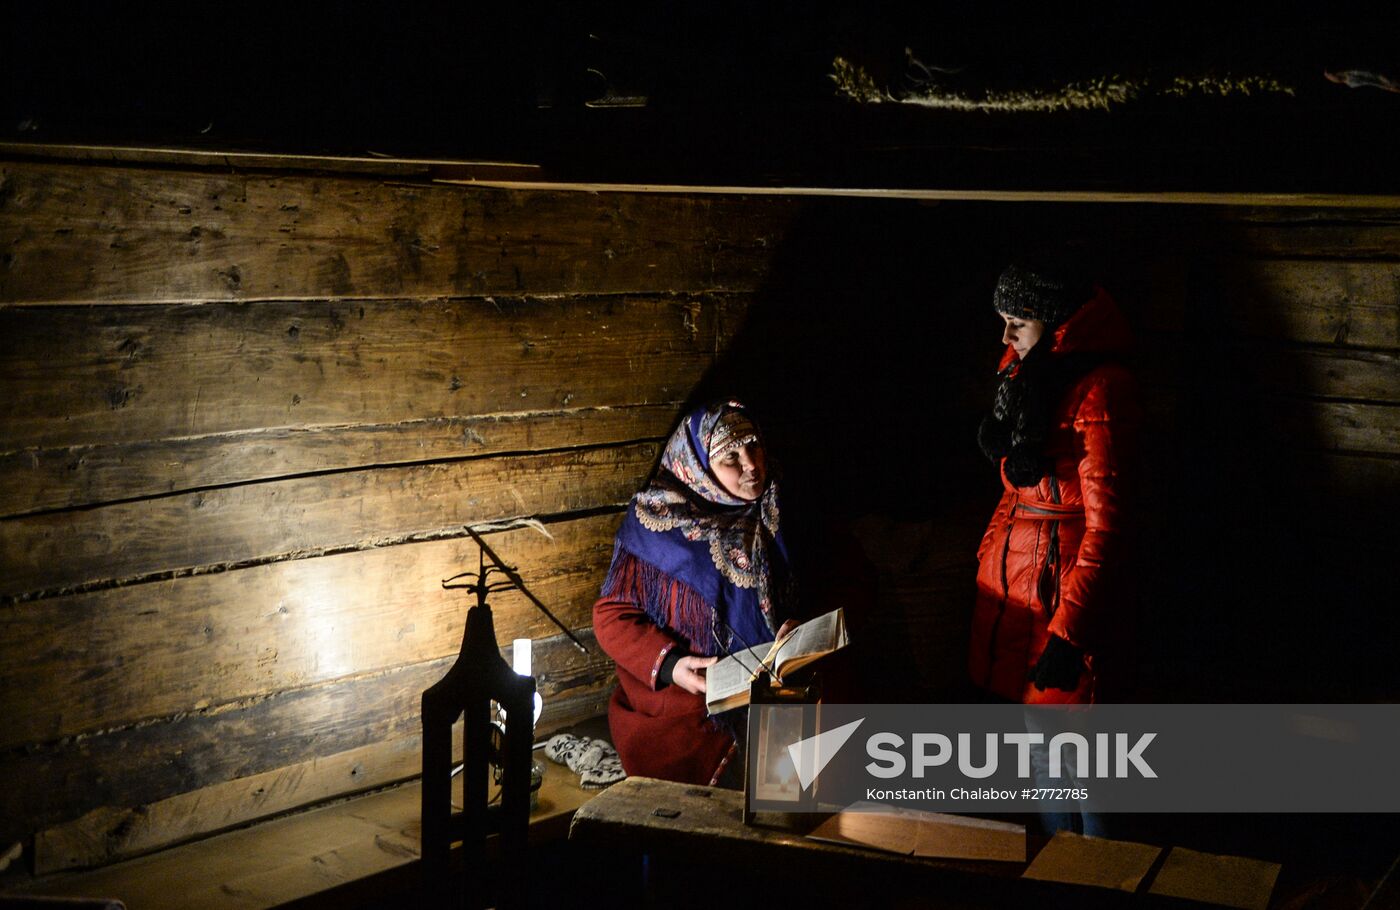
left=567, top=777, right=1391, bottom=910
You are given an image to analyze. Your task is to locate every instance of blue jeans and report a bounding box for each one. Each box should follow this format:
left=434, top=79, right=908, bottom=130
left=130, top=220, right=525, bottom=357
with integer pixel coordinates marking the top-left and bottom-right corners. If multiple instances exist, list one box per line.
left=1023, top=707, right=1112, bottom=838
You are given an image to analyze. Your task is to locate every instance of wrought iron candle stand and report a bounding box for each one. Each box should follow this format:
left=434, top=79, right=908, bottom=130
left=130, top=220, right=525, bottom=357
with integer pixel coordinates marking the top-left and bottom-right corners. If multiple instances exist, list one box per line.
left=421, top=526, right=587, bottom=909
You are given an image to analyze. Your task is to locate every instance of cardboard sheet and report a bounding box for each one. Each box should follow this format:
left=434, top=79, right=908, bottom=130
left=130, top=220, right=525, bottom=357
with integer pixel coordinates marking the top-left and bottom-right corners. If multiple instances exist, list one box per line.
left=1021, top=830, right=1161, bottom=892
left=1148, top=846, right=1281, bottom=910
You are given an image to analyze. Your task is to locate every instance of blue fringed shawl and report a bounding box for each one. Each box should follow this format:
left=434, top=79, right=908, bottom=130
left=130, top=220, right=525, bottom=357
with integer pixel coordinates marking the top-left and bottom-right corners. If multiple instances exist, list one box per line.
left=600, top=402, right=790, bottom=658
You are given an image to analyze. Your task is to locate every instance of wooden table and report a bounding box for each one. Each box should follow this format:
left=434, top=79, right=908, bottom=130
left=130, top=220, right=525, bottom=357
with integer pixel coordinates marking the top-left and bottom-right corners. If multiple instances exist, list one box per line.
left=11, top=766, right=596, bottom=910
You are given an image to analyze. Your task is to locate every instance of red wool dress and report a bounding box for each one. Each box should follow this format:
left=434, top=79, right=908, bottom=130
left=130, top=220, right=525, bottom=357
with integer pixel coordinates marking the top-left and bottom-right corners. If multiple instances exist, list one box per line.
left=594, top=552, right=740, bottom=786
left=970, top=287, right=1141, bottom=704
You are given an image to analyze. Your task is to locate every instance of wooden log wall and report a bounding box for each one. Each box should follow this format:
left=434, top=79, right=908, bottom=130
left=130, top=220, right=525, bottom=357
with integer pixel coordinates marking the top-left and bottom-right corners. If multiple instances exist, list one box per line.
left=1130, top=208, right=1400, bottom=701
left=3, top=151, right=1397, bottom=879
left=0, top=157, right=794, bottom=874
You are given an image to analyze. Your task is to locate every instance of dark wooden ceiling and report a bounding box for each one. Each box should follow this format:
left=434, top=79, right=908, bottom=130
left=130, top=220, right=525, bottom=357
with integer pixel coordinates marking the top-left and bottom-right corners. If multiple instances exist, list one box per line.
left=5, top=4, right=1400, bottom=193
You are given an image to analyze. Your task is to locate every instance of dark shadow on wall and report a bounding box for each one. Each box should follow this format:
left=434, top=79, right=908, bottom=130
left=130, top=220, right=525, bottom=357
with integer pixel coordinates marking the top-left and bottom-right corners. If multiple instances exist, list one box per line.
left=682, top=199, right=1400, bottom=708
left=1150, top=241, right=1400, bottom=703
left=675, top=198, right=1400, bottom=872
left=682, top=199, right=1182, bottom=702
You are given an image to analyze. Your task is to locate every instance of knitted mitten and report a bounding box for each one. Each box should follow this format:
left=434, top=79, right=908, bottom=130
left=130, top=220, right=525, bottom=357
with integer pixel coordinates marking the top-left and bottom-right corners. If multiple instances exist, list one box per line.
left=580, top=754, right=625, bottom=789
left=543, top=733, right=587, bottom=767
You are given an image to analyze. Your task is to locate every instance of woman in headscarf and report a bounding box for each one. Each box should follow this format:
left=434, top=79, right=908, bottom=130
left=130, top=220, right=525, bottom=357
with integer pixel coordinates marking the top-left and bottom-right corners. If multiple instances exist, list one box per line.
left=971, top=262, right=1140, bottom=707
left=593, top=400, right=794, bottom=786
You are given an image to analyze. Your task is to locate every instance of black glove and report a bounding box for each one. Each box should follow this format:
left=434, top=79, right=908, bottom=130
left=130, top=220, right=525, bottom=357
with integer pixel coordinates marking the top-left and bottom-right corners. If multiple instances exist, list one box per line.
left=1032, top=634, right=1085, bottom=691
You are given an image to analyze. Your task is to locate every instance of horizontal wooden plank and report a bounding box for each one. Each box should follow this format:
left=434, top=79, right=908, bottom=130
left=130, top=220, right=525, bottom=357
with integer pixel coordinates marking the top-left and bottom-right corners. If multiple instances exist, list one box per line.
left=1220, top=208, right=1400, bottom=226
left=0, top=140, right=450, bottom=177
left=0, top=294, right=743, bottom=452
left=36, top=684, right=613, bottom=876
left=1137, top=341, right=1400, bottom=404
left=999, top=255, right=1397, bottom=350
left=1269, top=399, right=1400, bottom=456
left=25, top=767, right=600, bottom=910
left=1219, top=209, right=1400, bottom=258
left=0, top=161, right=793, bottom=303
left=0, top=442, right=655, bottom=600
left=1223, top=260, right=1400, bottom=349
left=34, top=733, right=434, bottom=874
left=0, top=628, right=614, bottom=848
left=0, top=404, right=678, bottom=518
left=1133, top=381, right=1399, bottom=456
left=30, top=784, right=419, bottom=906
left=1241, top=346, right=1399, bottom=403
left=0, top=513, right=622, bottom=749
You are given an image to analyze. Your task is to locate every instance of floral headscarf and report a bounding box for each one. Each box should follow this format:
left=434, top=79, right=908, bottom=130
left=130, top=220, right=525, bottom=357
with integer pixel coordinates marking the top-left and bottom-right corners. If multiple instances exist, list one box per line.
left=602, top=401, right=788, bottom=655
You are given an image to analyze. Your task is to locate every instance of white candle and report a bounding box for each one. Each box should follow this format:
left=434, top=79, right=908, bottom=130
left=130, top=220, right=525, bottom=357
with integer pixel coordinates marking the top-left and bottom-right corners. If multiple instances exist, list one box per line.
left=512, top=638, right=532, bottom=677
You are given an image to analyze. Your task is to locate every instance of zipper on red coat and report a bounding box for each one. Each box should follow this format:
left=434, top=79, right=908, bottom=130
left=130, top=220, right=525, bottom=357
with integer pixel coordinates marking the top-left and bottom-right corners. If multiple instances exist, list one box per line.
left=1025, top=518, right=1045, bottom=677
left=985, top=493, right=1016, bottom=689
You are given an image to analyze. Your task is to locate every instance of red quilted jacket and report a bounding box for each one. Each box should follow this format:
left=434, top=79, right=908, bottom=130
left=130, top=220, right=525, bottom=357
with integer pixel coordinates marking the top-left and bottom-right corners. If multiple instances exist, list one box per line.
left=969, top=287, right=1140, bottom=704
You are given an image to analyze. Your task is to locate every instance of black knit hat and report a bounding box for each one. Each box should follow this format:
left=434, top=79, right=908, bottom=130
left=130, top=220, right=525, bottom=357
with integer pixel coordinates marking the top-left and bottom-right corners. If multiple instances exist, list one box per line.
left=992, top=262, right=1085, bottom=328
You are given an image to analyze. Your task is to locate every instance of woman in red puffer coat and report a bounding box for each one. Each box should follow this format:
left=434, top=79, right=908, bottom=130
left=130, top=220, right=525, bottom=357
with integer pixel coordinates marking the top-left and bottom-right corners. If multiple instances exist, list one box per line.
left=970, top=262, right=1140, bottom=706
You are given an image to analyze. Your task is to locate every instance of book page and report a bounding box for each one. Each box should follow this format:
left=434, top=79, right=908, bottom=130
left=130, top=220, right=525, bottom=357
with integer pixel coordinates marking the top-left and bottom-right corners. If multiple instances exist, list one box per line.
left=704, top=643, right=771, bottom=708
left=772, top=608, right=846, bottom=671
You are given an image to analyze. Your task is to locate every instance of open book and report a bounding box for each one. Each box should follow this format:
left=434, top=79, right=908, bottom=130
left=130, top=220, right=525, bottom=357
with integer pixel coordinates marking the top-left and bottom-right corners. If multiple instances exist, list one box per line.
left=705, top=608, right=848, bottom=715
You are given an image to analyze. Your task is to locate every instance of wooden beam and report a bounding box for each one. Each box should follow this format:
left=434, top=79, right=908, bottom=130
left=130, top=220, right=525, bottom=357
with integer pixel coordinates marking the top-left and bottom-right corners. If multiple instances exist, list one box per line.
left=1219, top=208, right=1400, bottom=259
left=1, top=630, right=613, bottom=847
left=0, top=404, right=678, bottom=518
left=437, top=178, right=1400, bottom=209
left=1268, top=400, right=1400, bottom=457
left=1224, top=261, right=1400, bottom=350
left=0, top=140, right=539, bottom=177
left=0, top=513, right=622, bottom=749
left=34, top=733, right=435, bottom=874
left=24, top=771, right=598, bottom=907
left=8, top=143, right=1400, bottom=207
left=0, top=443, right=657, bottom=600
left=1139, top=344, right=1400, bottom=404
left=0, top=294, right=744, bottom=452
left=0, top=161, right=793, bottom=303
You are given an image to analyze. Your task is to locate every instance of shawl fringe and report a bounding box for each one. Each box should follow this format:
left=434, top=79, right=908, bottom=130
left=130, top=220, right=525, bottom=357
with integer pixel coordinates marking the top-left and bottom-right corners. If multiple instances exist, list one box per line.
left=601, top=544, right=719, bottom=657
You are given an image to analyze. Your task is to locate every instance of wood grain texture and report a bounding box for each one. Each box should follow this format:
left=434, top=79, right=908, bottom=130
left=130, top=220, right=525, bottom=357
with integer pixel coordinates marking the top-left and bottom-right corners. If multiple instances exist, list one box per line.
left=0, top=442, right=656, bottom=600
left=0, top=404, right=678, bottom=518
left=1, top=629, right=613, bottom=848
left=0, top=161, right=794, bottom=303
left=1224, top=260, right=1400, bottom=349
left=0, top=513, right=622, bottom=749
left=28, top=784, right=427, bottom=907
left=1241, top=347, right=1399, bottom=403
left=1138, top=343, right=1400, bottom=403
left=1131, top=377, right=1399, bottom=456
left=1268, top=399, right=1400, bottom=456
left=24, top=769, right=598, bottom=908
left=1224, top=213, right=1400, bottom=259
left=34, top=733, right=433, bottom=874
left=0, top=294, right=744, bottom=452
